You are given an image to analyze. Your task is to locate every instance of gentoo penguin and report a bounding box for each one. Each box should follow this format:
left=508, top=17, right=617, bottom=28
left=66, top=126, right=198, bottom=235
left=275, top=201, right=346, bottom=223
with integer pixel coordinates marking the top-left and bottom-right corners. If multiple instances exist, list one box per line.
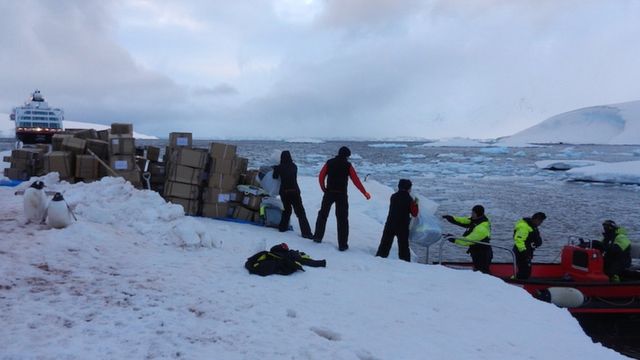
left=23, top=180, right=48, bottom=224
left=46, top=193, right=74, bottom=229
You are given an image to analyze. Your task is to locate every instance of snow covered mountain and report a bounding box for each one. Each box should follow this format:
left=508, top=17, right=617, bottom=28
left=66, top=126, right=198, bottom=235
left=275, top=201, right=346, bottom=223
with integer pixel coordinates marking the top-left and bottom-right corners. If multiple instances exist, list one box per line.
left=502, top=101, right=640, bottom=145
left=0, top=113, right=157, bottom=139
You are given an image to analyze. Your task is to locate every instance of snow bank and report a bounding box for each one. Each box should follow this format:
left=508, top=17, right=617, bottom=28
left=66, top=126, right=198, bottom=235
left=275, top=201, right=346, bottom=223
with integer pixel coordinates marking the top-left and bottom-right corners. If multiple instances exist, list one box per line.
left=0, top=115, right=157, bottom=139
left=503, top=100, right=640, bottom=145
left=479, top=146, right=510, bottom=154
left=535, top=160, right=604, bottom=171
left=567, top=160, right=640, bottom=185
left=0, top=175, right=624, bottom=359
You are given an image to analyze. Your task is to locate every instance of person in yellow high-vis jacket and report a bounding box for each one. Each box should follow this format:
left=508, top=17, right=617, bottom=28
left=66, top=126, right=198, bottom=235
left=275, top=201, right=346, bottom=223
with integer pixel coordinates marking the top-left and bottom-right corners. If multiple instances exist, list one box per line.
left=443, top=205, right=492, bottom=274
left=513, top=212, right=546, bottom=279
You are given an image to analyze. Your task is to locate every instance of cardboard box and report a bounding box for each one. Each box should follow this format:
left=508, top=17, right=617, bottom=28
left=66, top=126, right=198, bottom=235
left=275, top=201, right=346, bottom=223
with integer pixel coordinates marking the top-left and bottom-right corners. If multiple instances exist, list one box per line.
left=146, top=146, right=160, bottom=162
left=149, top=163, right=166, bottom=184
left=242, top=170, right=261, bottom=187
left=74, top=129, right=98, bottom=140
left=202, top=188, right=242, bottom=204
left=52, top=134, right=74, bottom=151
left=169, top=132, right=192, bottom=148
left=166, top=197, right=199, bottom=216
left=118, top=169, right=142, bottom=187
left=10, top=158, right=36, bottom=171
left=171, top=148, right=208, bottom=169
left=242, top=194, right=262, bottom=211
left=86, top=139, right=109, bottom=160
left=236, top=157, right=248, bottom=175
left=44, top=151, right=74, bottom=179
left=4, top=168, right=30, bottom=181
left=233, top=206, right=255, bottom=222
left=109, top=136, right=136, bottom=155
left=208, top=173, right=239, bottom=191
left=167, top=164, right=203, bottom=185
left=202, top=203, right=230, bottom=218
left=35, top=144, right=50, bottom=153
left=111, top=123, right=133, bottom=136
left=97, top=129, right=110, bottom=142
left=11, top=149, right=40, bottom=160
left=211, top=157, right=246, bottom=176
left=75, top=155, right=100, bottom=179
left=110, top=155, right=135, bottom=171
left=209, top=142, right=237, bottom=160
left=164, top=181, right=200, bottom=200
left=61, top=136, right=87, bottom=155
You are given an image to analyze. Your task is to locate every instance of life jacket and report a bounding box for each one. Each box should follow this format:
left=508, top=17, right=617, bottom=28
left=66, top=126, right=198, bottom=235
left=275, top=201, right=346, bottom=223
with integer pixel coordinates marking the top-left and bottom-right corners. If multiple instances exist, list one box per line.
left=326, top=156, right=351, bottom=193
left=244, top=250, right=303, bottom=277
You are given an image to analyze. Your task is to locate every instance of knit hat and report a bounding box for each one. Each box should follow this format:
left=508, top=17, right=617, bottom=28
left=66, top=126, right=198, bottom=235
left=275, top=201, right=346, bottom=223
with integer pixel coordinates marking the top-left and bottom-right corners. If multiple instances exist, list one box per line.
left=398, top=179, right=412, bottom=191
left=338, top=146, right=351, bottom=158
left=472, top=205, right=485, bottom=217
left=602, top=220, right=618, bottom=231
left=532, top=212, right=547, bottom=221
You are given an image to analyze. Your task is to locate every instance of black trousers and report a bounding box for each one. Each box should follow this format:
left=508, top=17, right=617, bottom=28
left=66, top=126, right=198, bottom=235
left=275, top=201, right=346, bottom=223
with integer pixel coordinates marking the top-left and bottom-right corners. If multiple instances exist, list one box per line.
left=314, top=192, right=349, bottom=248
left=376, top=225, right=410, bottom=262
left=469, top=244, right=493, bottom=274
left=280, top=190, right=312, bottom=237
left=514, top=247, right=533, bottom=279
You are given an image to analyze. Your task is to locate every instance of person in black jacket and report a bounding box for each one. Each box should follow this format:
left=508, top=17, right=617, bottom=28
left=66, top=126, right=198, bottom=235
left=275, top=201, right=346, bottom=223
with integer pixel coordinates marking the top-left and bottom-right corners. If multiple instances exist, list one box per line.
left=313, top=146, right=371, bottom=251
left=375, top=179, right=419, bottom=262
left=273, top=151, right=313, bottom=238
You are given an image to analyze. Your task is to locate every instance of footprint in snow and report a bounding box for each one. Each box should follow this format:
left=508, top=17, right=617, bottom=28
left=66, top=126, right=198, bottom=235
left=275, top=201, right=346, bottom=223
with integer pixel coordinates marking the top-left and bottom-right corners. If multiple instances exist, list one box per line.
left=310, top=326, right=342, bottom=341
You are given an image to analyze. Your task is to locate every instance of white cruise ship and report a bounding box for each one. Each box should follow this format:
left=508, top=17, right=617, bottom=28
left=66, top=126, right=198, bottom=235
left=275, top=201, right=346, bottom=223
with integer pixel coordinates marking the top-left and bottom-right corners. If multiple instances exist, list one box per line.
left=10, top=90, right=64, bottom=143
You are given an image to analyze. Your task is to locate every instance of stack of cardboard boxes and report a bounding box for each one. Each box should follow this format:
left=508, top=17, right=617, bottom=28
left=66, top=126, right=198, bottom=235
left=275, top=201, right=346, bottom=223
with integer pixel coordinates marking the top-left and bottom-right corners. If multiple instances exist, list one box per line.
left=3, top=147, right=47, bottom=180
left=163, top=133, right=206, bottom=216
left=145, top=145, right=165, bottom=194
left=108, top=123, right=141, bottom=187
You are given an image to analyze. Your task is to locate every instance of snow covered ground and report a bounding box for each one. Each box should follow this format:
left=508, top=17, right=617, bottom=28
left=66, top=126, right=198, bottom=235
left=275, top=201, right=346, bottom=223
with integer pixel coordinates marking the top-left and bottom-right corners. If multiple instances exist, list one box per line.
left=0, top=173, right=626, bottom=359
left=0, top=114, right=157, bottom=139
left=503, top=100, right=640, bottom=146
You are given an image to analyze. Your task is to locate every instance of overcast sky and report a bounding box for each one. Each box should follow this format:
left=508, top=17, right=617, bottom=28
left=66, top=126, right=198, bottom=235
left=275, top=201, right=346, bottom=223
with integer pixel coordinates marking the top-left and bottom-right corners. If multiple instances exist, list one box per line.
left=2, top=0, right=640, bottom=139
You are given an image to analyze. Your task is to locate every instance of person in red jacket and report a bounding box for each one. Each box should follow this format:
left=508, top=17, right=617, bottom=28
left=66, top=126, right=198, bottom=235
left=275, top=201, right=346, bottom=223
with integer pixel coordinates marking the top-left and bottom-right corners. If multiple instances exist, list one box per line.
left=313, top=146, right=371, bottom=251
left=375, top=179, right=419, bottom=262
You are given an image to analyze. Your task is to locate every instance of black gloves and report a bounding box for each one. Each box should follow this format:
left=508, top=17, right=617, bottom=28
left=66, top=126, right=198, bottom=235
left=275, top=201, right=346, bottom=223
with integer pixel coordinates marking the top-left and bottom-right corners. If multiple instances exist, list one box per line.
left=442, top=215, right=454, bottom=222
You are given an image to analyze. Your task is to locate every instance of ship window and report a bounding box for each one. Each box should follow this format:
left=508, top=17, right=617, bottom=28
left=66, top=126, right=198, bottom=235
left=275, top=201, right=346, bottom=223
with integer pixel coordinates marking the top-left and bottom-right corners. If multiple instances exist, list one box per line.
left=50, top=123, right=60, bottom=129
left=49, top=117, right=58, bottom=121
left=25, top=111, right=32, bottom=114
left=20, top=116, right=32, bottom=120
left=48, top=112, right=55, bottom=115
left=33, top=122, right=48, bottom=128
left=572, top=250, right=589, bottom=269
left=34, top=111, right=48, bottom=115
left=20, top=122, right=32, bottom=127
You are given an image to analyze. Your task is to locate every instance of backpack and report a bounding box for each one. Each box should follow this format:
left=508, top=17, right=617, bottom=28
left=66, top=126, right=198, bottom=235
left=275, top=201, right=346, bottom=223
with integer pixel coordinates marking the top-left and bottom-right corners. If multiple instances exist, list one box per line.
left=244, top=250, right=303, bottom=276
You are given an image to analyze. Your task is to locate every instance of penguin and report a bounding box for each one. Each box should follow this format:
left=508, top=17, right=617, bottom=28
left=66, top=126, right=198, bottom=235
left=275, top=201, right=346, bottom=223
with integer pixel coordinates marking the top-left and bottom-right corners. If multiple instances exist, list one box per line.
left=46, top=192, right=74, bottom=229
left=23, top=180, right=48, bottom=224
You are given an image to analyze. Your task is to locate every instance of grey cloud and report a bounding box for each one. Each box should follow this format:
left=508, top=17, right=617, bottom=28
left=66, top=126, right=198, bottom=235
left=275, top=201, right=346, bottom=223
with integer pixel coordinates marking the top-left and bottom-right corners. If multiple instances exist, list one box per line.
left=192, top=84, right=239, bottom=97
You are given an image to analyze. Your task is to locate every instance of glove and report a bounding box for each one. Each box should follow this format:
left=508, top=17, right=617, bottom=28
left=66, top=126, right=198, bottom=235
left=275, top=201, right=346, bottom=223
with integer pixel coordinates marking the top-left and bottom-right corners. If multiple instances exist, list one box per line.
left=442, top=215, right=454, bottom=222
left=447, top=237, right=456, bottom=243
left=364, top=192, right=371, bottom=200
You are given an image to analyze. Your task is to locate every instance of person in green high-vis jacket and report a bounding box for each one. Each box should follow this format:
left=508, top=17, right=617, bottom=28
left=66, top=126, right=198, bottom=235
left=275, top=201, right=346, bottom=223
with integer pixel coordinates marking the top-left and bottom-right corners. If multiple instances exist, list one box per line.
left=590, top=220, right=632, bottom=282
left=443, top=205, right=493, bottom=274
left=513, top=212, right=547, bottom=279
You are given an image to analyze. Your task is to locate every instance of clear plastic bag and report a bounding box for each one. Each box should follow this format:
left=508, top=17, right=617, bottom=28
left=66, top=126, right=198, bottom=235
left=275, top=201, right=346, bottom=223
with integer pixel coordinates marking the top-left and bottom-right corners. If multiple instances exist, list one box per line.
left=409, top=209, right=442, bottom=248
